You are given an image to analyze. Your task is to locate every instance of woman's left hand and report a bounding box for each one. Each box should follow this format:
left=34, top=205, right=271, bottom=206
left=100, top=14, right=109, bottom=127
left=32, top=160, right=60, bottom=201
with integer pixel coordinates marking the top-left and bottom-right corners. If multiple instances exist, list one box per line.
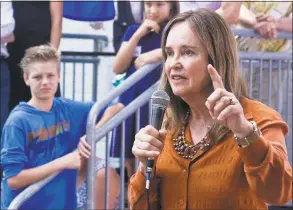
left=205, top=64, right=253, bottom=138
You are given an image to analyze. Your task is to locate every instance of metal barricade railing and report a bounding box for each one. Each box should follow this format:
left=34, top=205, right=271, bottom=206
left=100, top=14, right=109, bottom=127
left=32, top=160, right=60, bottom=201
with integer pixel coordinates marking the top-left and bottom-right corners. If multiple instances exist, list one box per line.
left=232, top=28, right=293, bottom=39
left=60, top=56, right=100, bottom=101
left=85, top=62, right=161, bottom=209
left=60, top=33, right=110, bottom=101
left=7, top=28, right=292, bottom=209
left=235, top=28, right=292, bottom=208
left=239, top=53, right=292, bottom=173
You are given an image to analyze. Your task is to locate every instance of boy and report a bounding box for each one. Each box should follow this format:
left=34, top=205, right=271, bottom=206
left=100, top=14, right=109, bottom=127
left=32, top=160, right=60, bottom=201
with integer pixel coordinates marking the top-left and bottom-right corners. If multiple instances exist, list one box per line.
left=1, top=45, right=122, bottom=209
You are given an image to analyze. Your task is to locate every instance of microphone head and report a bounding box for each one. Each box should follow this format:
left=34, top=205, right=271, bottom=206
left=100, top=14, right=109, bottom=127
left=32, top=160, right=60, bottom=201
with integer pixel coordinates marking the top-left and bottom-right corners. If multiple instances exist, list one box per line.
left=151, top=90, right=170, bottom=109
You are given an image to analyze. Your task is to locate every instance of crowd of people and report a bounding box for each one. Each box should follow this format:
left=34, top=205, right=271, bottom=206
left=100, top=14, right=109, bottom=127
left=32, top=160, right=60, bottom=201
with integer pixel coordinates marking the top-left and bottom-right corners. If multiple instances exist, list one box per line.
left=0, top=1, right=292, bottom=209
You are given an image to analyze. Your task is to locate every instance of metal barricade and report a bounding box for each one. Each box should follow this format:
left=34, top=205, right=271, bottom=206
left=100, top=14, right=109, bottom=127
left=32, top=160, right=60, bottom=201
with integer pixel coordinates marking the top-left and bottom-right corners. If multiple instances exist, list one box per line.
left=235, top=28, right=292, bottom=208
left=239, top=52, right=292, bottom=166
left=85, top=62, right=161, bottom=209
left=60, top=33, right=109, bottom=101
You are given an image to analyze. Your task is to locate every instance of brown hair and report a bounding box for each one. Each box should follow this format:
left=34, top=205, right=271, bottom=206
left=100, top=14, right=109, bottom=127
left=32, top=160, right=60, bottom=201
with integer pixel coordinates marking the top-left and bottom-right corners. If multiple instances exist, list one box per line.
left=143, top=1, right=180, bottom=21
left=160, top=9, right=248, bottom=143
left=20, top=44, right=60, bottom=75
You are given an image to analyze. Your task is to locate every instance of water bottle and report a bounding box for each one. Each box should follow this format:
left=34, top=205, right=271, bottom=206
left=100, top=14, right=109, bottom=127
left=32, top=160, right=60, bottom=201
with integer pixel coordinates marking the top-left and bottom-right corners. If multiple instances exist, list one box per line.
left=112, top=73, right=126, bottom=87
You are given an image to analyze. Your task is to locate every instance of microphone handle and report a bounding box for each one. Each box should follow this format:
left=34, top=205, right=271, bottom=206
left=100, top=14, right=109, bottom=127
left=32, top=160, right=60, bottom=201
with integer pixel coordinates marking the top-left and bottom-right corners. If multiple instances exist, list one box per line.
left=150, top=105, right=165, bottom=130
left=147, top=106, right=166, bottom=167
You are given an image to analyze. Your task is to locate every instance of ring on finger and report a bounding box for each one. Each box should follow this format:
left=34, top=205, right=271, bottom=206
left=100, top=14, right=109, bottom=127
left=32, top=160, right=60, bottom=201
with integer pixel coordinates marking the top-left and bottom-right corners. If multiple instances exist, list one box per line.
left=229, top=97, right=235, bottom=105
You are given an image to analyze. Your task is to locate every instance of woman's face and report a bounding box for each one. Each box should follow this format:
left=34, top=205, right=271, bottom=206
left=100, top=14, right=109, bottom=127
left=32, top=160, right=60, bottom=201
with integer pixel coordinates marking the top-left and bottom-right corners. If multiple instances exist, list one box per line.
left=164, top=21, right=211, bottom=99
left=144, top=0, right=172, bottom=24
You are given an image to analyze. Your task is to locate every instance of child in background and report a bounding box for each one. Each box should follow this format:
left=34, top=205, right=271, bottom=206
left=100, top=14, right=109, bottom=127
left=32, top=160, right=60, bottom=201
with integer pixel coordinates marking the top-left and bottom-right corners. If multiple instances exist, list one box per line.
left=110, top=0, right=179, bottom=179
left=1, top=45, right=122, bottom=209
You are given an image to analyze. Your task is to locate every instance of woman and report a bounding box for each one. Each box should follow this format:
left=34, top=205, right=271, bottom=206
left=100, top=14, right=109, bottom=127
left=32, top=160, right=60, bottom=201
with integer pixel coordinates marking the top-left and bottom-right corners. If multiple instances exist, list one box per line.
left=129, top=10, right=292, bottom=209
left=110, top=0, right=179, bottom=179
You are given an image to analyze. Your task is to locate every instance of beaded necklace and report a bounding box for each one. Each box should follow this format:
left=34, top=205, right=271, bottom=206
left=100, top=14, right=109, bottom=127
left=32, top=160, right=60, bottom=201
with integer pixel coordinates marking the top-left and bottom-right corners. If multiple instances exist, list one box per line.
left=173, top=109, right=213, bottom=159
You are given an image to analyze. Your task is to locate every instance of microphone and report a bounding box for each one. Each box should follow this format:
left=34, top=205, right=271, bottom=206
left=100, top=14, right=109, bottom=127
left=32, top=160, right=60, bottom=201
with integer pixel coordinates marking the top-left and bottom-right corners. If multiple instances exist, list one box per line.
left=146, top=90, right=170, bottom=189
left=150, top=90, right=170, bottom=130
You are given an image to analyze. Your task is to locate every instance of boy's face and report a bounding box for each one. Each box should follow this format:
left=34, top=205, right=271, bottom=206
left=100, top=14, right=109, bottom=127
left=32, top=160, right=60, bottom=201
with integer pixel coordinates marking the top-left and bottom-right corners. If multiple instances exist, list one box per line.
left=24, top=60, right=60, bottom=101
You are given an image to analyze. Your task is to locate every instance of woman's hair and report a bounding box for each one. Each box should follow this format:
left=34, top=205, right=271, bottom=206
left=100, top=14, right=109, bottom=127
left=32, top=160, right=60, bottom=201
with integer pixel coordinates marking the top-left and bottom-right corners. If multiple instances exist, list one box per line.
left=143, top=1, right=180, bottom=21
left=160, top=9, right=248, bottom=142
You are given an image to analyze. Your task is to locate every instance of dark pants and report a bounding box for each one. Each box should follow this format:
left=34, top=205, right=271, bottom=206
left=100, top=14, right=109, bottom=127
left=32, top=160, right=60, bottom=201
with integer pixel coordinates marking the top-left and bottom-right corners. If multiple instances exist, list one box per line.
left=0, top=58, right=10, bottom=136
left=0, top=57, right=10, bottom=190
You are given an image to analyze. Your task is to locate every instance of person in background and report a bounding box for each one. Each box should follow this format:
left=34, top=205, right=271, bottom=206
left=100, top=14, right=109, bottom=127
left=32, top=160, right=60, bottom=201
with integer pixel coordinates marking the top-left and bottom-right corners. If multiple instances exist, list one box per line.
left=7, top=1, right=63, bottom=111
left=88, top=0, right=145, bottom=189
left=1, top=45, right=122, bottom=209
left=113, top=1, right=144, bottom=53
left=129, top=10, right=292, bottom=209
left=236, top=2, right=292, bottom=174
left=179, top=0, right=242, bottom=24
left=76, top=115, right=123, bottom=210
left=90, top=1, right=144, bottom=53
left=0, top=0, right=15, bottom=192
left=76, top=156, right=121, bottom=210
left=0, top=0, right=14, bottom=142
left=110, top=0, right=180, bottom=181
left=236, top=1, right=292, bottom=111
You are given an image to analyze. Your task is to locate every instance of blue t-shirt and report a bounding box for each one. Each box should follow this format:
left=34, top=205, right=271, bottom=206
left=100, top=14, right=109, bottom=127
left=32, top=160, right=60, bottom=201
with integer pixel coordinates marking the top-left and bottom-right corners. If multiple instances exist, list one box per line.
left=0, top=98, right=103, bottom=209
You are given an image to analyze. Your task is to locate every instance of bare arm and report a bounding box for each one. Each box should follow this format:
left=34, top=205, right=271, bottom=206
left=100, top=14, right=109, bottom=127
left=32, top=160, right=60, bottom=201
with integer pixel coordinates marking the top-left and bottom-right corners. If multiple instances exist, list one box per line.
left=113, top=20, right=160, bottom=74
left=237, top=5, right=258, bottom=28
left=134, top=48, right=162, bottom=70
left=7, top=151, right=81, bottom=190
left=77, top=103, right=124, bottom=179
left=276, top=17, right=292, bottom=32
left=1, top=33, right=14, bottom=44
left=49, top=1, right=63, bottom=49
left=216, top=1, right=242, bottom=24
left=77, top=103, right=124, bottom=187
left=142, top=49, right=162, bottom=64
left=95, top=103, right=124, bottom=128
left=113, top=35, right=142, bottom=74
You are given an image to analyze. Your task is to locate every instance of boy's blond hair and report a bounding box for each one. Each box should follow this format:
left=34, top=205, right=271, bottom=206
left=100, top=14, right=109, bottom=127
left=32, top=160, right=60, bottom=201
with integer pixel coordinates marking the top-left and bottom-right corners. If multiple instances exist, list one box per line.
left=20, top=44, right=60, bottom=74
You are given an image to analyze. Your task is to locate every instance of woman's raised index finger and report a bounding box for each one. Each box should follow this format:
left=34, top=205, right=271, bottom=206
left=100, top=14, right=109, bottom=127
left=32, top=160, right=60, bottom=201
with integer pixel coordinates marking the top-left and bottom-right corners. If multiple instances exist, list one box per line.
left=207, top=64, right=224, bottom=89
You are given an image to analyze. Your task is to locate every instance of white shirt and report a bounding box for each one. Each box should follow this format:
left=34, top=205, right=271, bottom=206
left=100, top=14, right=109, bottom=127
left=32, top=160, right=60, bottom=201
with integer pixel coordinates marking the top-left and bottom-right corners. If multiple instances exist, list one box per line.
left=1, top=1, right=15, bottom=57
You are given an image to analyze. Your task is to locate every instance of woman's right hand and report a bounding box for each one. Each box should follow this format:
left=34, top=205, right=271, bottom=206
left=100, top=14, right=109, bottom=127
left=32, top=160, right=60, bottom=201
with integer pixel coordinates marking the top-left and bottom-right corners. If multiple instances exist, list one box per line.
left=135, top=19, right=161, bottom=38
left=132, top=125, right=166, bottom=170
